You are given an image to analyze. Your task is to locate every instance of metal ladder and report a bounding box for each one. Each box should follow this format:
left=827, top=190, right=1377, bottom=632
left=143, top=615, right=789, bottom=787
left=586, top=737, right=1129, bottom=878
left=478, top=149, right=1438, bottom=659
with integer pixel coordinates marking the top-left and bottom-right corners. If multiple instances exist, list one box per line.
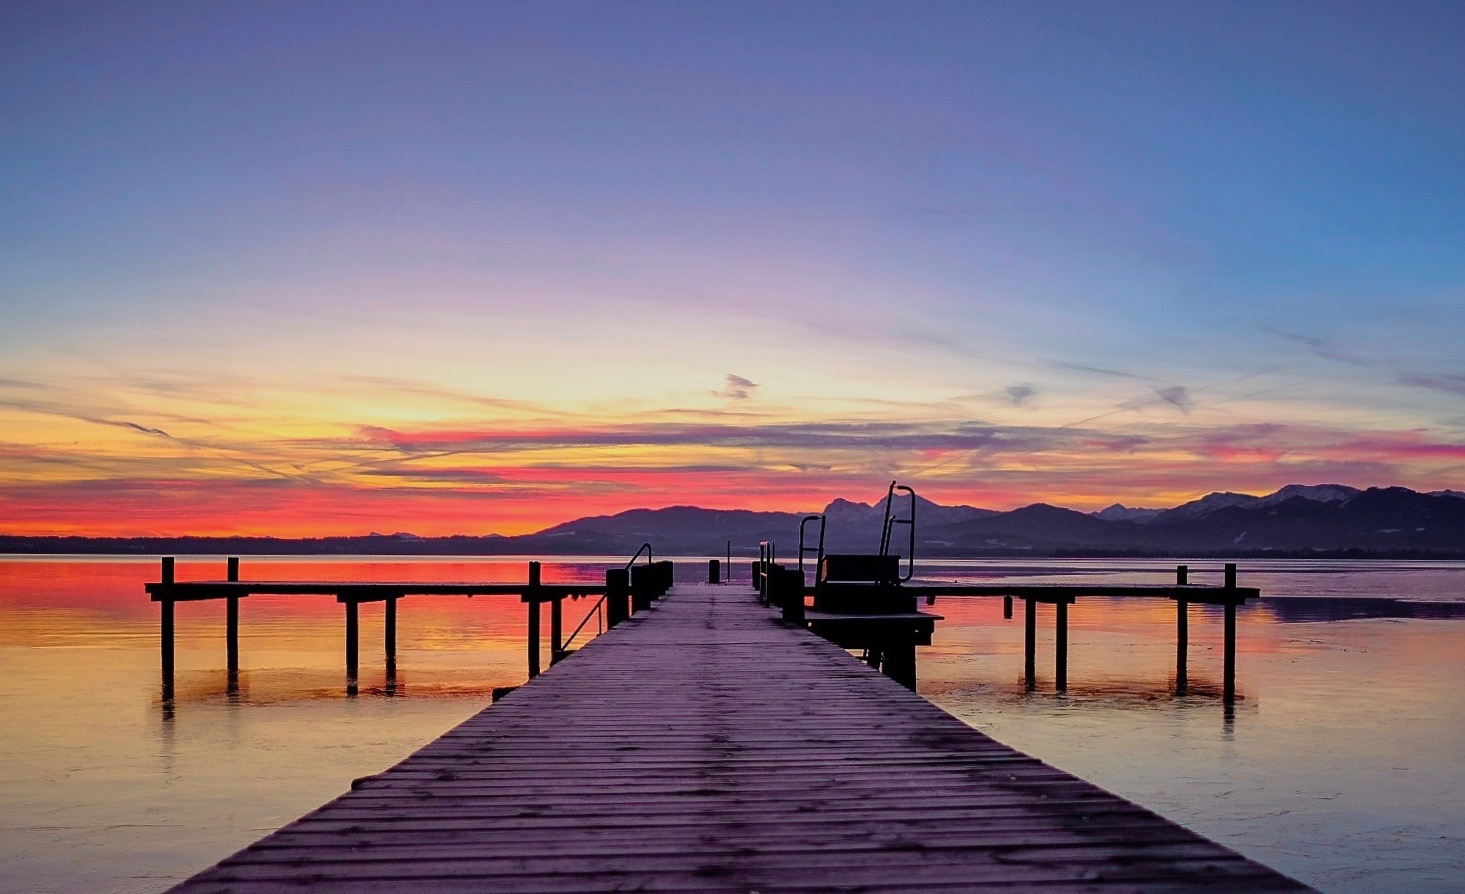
left=878, top=481, right=916, bottom=583
left=798, top=514, right=826, bottom=589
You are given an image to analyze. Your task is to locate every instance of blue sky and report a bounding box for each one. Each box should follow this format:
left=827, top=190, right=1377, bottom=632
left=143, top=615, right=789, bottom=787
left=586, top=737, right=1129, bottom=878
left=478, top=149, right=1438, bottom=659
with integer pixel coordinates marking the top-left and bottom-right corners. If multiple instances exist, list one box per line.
left=2, top=1, right=1462, bottom=534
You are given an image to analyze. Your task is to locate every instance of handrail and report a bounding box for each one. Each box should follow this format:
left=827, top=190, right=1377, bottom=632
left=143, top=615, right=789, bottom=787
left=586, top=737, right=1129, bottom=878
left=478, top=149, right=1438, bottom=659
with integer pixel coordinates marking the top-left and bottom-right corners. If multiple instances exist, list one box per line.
left=560, top=542, right=655, bottom=656
left=626, top=542, right=652, bottom=572
left=879, top=482, right=917, bottom=583
left=758, top=539, right=775, bottom=604
left=798, top=514, right=825, bottom=586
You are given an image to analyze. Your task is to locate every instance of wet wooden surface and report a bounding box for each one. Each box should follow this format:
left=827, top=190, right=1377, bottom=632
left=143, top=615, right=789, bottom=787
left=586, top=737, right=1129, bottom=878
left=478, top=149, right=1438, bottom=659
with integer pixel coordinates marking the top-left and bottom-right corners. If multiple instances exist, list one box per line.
left=166, top=583, right=1314, bottom=892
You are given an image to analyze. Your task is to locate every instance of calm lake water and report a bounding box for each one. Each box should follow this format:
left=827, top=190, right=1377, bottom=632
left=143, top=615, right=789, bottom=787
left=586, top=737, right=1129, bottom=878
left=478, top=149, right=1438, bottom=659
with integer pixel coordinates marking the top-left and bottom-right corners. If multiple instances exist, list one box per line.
left=1, top=556, right=1462, bottom=893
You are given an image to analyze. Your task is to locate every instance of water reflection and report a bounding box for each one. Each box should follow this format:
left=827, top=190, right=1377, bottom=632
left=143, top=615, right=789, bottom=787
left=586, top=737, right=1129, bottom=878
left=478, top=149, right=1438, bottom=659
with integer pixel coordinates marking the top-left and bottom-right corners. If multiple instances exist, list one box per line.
left=3, top=557, right=1464, bottom=894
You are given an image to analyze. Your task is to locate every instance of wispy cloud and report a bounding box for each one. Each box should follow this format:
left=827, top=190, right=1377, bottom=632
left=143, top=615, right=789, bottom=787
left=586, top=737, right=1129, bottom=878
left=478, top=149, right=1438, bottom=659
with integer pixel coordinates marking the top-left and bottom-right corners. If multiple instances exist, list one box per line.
left=712, top=374, right=759, bottom=400
left=1004, top=384, right=1037, bottom=407
left=1397, top=372, right=1465, bottom=398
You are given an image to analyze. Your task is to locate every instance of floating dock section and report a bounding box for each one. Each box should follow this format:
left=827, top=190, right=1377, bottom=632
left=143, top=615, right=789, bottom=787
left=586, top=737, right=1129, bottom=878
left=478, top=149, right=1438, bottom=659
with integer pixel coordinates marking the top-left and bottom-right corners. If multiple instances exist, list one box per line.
left=165, top=582, right=1312, bottom=893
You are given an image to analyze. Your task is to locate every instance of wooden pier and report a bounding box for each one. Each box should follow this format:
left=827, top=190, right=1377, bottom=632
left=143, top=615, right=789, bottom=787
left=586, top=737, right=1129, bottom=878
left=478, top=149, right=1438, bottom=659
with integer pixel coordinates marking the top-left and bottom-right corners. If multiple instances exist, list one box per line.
left=163, top=582, right=1312, bottom=893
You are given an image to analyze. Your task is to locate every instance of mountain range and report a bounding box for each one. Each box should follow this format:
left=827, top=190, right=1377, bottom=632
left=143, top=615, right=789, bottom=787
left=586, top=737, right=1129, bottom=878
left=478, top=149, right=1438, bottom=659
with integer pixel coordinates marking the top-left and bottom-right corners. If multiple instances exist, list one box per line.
left=3, top=484, right=1463, bottom=558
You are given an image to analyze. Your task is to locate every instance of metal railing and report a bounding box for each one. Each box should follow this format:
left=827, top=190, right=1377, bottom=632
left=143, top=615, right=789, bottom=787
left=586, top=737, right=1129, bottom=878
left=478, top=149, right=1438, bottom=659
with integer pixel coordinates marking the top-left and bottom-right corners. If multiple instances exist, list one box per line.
left=558, top=543, right=654, bottom=656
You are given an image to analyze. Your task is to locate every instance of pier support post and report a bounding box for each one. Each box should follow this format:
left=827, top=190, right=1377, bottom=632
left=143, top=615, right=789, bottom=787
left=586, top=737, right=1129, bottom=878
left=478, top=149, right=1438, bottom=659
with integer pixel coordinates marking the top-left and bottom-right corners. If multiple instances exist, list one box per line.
left=883, top=639, right=917, bottom=691
left=605, top=567, right=629, bottom=627
left=226, top=557, right=240, bottom=677
left=160, top=557, right=175, bottom=698
left=527, top=562, right=542, bottom=679
left=550, top=597, right=563, bottom=665
left=1223, top=564, right=1237, bottom=704
left=1055, top=599, right=1068, bottom=692
left=1023, top=597, right=1036, bottom=691
left=345, top=599, right=359, bottom=680
left=1176, top=565, right=1188, bottom=694
left=385, top=596, right=397, bottom=666
left=1003, top=594, right=1012, bottom=619
left=709, top=559, right=720, bottom=584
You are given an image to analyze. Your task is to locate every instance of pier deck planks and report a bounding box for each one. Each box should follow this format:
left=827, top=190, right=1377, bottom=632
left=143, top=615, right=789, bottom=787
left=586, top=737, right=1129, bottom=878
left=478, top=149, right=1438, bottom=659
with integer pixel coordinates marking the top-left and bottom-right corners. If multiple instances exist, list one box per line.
left=166, top=583, right=1313, bottom=893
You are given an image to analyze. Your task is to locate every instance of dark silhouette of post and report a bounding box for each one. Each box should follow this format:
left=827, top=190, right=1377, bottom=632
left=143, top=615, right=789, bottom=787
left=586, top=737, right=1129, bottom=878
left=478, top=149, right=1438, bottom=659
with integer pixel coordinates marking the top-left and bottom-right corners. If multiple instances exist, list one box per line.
left=631, top=564, right=653, bottom=613
left=549, top=591, right=563, bottom=665
left=1023, top=597, right=1036, bottom=691
left=708, top=559, right=720, bottom=584
left=1055, top=599, right=1068, bottom=692
left=605, top=567, right=629, bottom=627
left=883, top=638, right=916, bottom=690
left=527, top=562, right=542, bottom=678
left=1223, top=563, right=1237, bottom=704
left=780, top=567, right=805, bottom=625
left=345, top=599, right=359, bottom=680
left=385, top=596, right=397, bottom=667
left=1175, top=565, right=1188, bottom=694
left=160, top=557, right=175, bottom=698
left=1003, top=594, right=1013, bottom=619
left=226, top=557, right=240, bottom=678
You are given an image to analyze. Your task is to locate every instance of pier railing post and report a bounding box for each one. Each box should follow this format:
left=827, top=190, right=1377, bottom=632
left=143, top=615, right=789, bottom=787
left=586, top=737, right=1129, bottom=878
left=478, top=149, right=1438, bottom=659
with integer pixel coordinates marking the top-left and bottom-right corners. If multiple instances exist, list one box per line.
left=709, top=559, right=720, bottom=584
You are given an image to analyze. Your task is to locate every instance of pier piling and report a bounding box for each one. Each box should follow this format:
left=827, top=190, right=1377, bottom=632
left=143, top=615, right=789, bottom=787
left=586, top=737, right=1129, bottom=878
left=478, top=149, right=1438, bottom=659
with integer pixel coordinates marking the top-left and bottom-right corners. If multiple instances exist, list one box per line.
left=527, top=562, right=542, bottom=678
left=344, top=599, right=359, bottom=680
left=1055, top=598, right=1069, bottom=691
left=385, top=596, right=397, bottom=665
left=1175, top=565, right=1189, bottom=693
left=1023, top=597, right=1036, bottom=690
left=226, top=557, right=240, bottom=677
left=1223, top=564, right=1238, bottom=704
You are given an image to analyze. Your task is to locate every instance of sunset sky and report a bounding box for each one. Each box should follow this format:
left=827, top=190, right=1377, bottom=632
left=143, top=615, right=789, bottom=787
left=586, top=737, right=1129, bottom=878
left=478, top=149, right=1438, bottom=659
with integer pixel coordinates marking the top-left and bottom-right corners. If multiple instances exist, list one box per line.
left=3, top=2, right=1463, bottom=536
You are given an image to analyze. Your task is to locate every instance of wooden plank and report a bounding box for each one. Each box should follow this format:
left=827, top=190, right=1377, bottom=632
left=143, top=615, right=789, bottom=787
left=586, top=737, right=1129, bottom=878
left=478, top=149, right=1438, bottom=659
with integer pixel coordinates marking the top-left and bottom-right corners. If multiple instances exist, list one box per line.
left=165, top=583, right=1313, bottom=894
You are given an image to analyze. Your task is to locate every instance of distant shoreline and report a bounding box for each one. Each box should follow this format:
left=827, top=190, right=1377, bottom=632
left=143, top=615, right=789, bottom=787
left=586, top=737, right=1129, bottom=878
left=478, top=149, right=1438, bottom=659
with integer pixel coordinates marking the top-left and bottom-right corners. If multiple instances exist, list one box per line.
left=1, top=535, right=1462, bottom=561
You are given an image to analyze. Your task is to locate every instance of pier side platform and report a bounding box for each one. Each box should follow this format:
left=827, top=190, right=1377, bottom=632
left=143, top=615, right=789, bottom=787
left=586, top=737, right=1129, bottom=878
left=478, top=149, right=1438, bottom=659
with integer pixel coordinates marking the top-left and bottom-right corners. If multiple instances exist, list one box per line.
left=165, top=582, right=1313, bottom=893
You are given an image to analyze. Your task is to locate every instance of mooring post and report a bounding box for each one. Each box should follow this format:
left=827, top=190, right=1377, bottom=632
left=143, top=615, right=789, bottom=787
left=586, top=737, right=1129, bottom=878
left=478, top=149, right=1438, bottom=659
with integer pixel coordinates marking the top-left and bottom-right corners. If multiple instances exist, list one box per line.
left=605, top=567, right=629, bottom=627
left=1223, top=563, right=1237, bottom=704
left=550, top=596, right=563, bottom=664
left=1003, top=594, right=1013, bottom=619
left=709, top=558, right=720, bottom=584
left=226, top=556, right=240, bottom=676
left=780, top=567, right=805, bottom=625
left=631, top=564, right=653, bottom=613
left=527, top=562, right=542, bottom=678
left=385, top=596, right=397, bottom=666
left=344, top=599, right=359, bottom=680
left=884, top=639, right=917, bottom=691
left=1055, top=599, right=1068, bottom=692
left=1024, top=597, right=1036, bottom=691
left=1175, top=565, right=1188, bottom=693
left=160, top=556, right=175, bottom=695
